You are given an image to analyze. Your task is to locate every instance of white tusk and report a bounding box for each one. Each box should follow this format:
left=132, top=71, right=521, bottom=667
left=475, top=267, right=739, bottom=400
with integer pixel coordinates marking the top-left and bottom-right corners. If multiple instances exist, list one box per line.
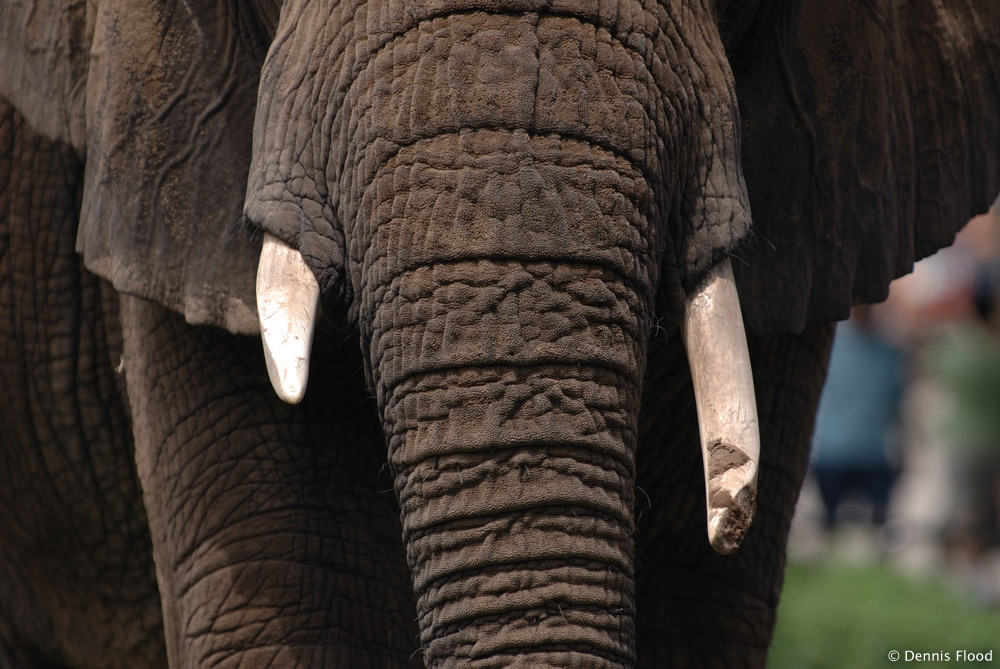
left=256, top=233, right=320, bottom=404
left=681, top=258, right=760, bottom=555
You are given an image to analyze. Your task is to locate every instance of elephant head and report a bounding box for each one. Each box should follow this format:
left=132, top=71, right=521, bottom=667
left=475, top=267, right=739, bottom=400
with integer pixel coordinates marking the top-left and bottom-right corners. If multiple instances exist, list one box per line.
left=1, top=0, right=997, bottom=667
left=244, top=5, right=765, bottom=661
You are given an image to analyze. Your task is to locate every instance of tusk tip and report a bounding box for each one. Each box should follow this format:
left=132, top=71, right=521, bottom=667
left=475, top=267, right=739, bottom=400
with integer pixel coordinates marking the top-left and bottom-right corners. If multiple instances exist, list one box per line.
left=262, top=347, right=309, bottom=404
left=707, top=485, right=757, bottom=555
left=274, top=381, right=307, bottom=405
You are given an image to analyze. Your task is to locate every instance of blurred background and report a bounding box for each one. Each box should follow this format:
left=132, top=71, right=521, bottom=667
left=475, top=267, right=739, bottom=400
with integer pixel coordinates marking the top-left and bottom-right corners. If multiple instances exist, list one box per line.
left=769, top=200, right=1000, bottom=668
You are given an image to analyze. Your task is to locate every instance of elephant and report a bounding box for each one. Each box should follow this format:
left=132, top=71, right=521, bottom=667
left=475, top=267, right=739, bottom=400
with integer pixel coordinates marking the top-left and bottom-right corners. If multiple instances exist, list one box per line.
left=1, top=0, right=998, bottom=667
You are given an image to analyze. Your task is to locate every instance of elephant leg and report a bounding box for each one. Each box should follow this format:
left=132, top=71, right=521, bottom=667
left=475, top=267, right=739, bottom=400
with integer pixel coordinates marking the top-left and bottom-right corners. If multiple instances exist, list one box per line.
left=634, top=323, right=835, bottom=669
left=0, top=99, right=165, bottom=668
left=119, top=296, right=419, bottom=669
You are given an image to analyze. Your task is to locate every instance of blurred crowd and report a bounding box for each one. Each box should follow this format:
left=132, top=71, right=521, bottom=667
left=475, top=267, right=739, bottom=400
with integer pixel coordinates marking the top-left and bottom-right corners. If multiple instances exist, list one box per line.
left=796, top=200, right=1000, bottom=606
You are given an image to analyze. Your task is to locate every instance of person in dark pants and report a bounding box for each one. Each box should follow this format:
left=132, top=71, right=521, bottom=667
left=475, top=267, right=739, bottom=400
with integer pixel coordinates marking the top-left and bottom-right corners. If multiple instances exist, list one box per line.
left=811, top=306, right=905, bottom=531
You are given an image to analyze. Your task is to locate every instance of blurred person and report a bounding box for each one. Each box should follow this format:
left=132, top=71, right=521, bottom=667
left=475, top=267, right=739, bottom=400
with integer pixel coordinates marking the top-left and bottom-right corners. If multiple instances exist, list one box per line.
left=925, top=263, right=1000, bottom=604
left=811, top=306, right=907, bottom=534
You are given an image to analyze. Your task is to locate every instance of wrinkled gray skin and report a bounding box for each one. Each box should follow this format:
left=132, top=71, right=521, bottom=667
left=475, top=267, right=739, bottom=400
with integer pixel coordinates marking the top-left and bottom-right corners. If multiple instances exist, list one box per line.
left=1, top=1, right=998, bottom=667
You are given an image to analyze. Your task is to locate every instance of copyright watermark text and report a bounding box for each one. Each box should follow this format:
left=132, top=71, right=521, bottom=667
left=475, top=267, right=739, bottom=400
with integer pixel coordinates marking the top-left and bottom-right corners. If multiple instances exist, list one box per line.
left=888, top=650, right=994, bottom=663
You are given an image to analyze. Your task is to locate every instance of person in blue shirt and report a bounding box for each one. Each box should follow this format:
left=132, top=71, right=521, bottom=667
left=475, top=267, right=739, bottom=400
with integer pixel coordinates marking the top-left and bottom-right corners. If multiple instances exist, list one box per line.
left=812, top=306, right=906, bottom=529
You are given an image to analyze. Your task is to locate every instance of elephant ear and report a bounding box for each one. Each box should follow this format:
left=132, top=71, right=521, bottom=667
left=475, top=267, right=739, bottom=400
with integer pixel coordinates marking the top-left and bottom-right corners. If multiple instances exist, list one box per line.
left=720, top=0, right=1000, bottom=334
left=76, top=1, right=275, bottom=334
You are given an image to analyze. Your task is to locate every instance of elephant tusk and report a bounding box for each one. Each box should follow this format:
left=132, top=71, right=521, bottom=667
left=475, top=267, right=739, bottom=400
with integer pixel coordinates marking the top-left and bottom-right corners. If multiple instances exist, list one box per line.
left=256, top=233, right=320, bottom=404
left=681, top=258, right=760, bottom=555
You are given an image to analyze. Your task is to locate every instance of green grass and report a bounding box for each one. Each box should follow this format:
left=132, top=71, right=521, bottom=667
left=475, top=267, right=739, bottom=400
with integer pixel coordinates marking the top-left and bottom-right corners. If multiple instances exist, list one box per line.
left=768, top=561, right=1000, bottom=668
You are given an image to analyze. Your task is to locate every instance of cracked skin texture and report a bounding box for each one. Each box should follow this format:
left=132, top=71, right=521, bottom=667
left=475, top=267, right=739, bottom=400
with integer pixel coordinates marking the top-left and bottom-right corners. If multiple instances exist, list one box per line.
left=245, top=1, right=751, bottom=329
left=0, top=100, right=166, bottom=668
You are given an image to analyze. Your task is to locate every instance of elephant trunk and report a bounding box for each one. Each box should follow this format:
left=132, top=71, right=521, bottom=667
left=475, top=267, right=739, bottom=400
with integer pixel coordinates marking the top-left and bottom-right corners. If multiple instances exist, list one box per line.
left=352, top=124, right=655, bottom=668
left=369, top=258, right=646, bottom=667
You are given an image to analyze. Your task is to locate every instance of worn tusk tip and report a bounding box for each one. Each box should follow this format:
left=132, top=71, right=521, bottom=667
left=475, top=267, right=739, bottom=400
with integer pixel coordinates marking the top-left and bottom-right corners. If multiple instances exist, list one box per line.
left=707, top=485, right=757, bottom=555
left=275, top=387, right=306, bottom=405
left=262, top=349, right=309, bottom=404
left=275, top=378, right=307, bottom=405
left=275, top=386, right=306, bottom=405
